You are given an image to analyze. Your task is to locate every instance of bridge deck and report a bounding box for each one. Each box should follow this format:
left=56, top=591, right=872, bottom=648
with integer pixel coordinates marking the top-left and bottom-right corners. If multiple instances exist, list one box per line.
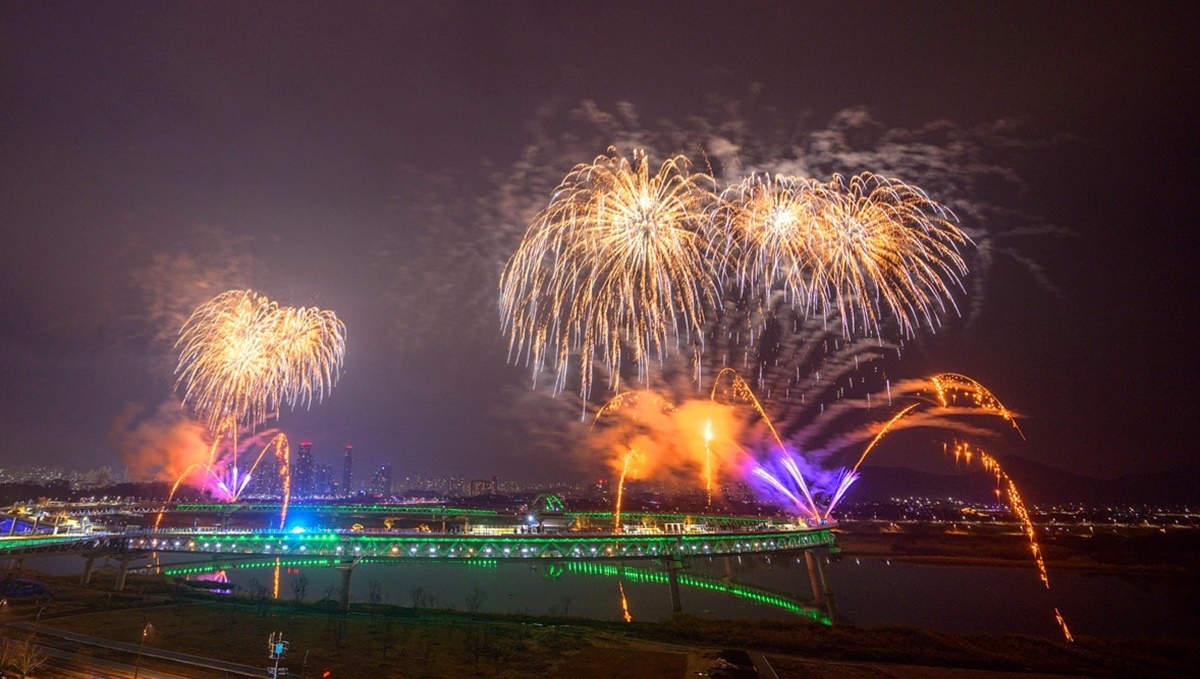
left=1, top=525, right=836, bottom=561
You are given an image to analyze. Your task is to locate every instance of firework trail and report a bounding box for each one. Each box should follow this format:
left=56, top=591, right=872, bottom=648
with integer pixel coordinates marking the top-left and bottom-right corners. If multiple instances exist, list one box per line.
left=153, top=431, right=292, bottom=529
left=719, top=368, right=1025, bottom=524
left=619, top=580, right=633, bottom=623
left=614, top=448, right=641, bottom=532
left=973, top=443, right=1073, bottom=642
left=499, top=148, right=719, bottom=402
left=928, top=372, right=1024, bottom=438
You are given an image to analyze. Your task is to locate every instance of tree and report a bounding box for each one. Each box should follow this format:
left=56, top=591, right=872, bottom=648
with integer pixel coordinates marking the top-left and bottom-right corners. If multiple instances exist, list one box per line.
left=464, top=587, right=486, bottom=613
left=247, top=578, right=271, bottom=618
left=292, top=573, right=309, bottom=604
left=7, top=635, right=48, bottom=679
left=367, top=579, right=383, bottom=606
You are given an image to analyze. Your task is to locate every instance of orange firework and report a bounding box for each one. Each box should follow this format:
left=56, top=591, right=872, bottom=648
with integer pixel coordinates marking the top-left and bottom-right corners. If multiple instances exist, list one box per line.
left=614, top=448, right=641, bottom=532
left=953, top=442, right=1072, bottom=642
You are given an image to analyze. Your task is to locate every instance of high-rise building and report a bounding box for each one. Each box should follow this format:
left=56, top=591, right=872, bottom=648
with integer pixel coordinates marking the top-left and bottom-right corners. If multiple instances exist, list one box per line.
left=342, top=445, right=354, bottom=497
left=370, top=464, right=393, bottom=496
left=315, top=464, right=334, bottom=496
left=250, top=453, right=282, bottom=497
left=294, top=442, right=315, bottom=498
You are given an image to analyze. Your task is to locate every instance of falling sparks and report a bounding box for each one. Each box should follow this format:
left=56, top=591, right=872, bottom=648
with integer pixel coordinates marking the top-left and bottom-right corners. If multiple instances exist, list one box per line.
left=962, top=442, right=1072, bottom=642
left=973, top=445, right=1048, bottom=587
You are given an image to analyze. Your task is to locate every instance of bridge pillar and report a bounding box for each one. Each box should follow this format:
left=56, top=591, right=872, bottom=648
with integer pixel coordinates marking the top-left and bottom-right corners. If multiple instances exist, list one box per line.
left=80, top=554, right=98, bottom=585
left=804, top=549, right=837, bottom=620
left=665, top=537, right=687, bottom=614
left=112, top=553, right=146, bottom=592
left=114, top=558, right=130, bottom=592
left=665, top=558, right=684, bottom=613
left=335, top=556, right=361, bottom=611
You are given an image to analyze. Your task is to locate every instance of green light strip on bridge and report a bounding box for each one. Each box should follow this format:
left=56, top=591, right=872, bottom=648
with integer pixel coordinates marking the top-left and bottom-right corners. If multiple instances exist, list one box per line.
left=160, top=557, right=500, bottom=576
left=173, top=503, right=501, bottom=516
left=0, top=535, right=90, bottom=550
left=566, top=511, right=782, bottom=526
left=565, top=561, right=829, bottom=624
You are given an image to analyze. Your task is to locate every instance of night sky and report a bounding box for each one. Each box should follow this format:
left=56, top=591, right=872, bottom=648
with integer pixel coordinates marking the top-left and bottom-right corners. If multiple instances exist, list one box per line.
left=2, top=2, right=1196, bottom=485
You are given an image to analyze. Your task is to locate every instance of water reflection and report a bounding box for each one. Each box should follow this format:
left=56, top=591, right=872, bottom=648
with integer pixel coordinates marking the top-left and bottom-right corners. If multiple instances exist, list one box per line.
left=15, top=552, right=1198, bottom=639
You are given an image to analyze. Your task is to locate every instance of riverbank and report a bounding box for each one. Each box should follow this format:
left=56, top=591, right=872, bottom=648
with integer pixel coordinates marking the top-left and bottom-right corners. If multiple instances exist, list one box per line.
left=2, top=570, right=1196, bottom=679
left=833, top=523, right=1200, bottom=575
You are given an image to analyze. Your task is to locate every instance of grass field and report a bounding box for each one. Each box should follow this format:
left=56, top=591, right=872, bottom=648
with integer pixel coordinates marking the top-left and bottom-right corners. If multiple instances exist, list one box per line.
left=2, top=568, right=1197, bottom=679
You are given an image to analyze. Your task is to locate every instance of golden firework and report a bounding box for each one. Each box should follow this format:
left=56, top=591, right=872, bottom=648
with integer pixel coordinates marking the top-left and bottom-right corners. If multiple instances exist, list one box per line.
left=499, top=148, right=719, bottom=400
left=175, top=290, right=346, bottom=432
left=716, top=172, right=971, bottom=337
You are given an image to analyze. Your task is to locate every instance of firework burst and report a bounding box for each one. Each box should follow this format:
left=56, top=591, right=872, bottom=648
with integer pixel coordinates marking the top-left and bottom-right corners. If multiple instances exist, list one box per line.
left=175, top=289, right=346, bottom=432
left=499, top=148, right=719, bottom=401
left=714, top=172, right=971, bottom=338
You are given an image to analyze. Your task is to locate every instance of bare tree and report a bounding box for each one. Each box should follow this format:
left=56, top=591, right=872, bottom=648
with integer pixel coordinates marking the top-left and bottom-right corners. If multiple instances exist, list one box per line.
left=367, top=579, right=384, bottom=630
left=8, top=635, right=48, bottom=679
left=395, top=620, right=413, bottom=653
left=291, top=573, right=309, bottom=604
left=464, top=586, right=486, bottom=613
left=331, top=615, right=348, bottom=649
left=0, top=635, right=13, bottom=673
left=247, top=578, right=271, bottom=618
left=462, top=623, right=488, bottom=669
left=489, top=631, right=517, bottom=674
left=379, top=617, right=395, bottom=659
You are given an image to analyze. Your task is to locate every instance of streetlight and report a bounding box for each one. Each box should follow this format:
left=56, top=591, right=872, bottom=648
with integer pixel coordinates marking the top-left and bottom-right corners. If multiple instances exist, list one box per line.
left=132, top=622, right=152, bottom=679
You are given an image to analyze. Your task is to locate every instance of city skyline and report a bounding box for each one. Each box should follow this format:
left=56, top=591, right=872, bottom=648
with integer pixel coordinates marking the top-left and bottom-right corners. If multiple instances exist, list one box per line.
left=1, top=2, right=1196, bottom=488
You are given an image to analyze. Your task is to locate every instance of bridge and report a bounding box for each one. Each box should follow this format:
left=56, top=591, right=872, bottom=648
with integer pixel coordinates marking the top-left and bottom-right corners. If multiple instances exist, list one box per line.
left=122, top=524, right=834, bottom=560
left=0, top=505, right=840, bottom=616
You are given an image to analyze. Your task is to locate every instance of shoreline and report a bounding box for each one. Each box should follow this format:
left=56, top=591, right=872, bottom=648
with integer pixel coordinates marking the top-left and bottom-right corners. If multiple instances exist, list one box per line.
left=831, top=527, right=1199, bottom=576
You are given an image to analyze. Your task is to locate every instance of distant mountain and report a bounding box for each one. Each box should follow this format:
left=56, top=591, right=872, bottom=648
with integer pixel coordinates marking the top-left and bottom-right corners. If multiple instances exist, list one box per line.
left=847, top=466, right=997, bottom=504
left=850, top=457, right=1200, bottom=506
left=998, top=455, right=1200, bottom=505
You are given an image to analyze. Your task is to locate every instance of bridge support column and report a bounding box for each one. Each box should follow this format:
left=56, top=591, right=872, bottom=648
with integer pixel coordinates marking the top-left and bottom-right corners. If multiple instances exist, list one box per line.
left=666, top=558, right=683, bottom=613
left=112, top=553, right=144, bottom=592
left=335, top=557, right=362, bottom=611
left=805, top=549, right=837, bottom=620
left=80, top=554, right=98, bottom=585
left=114, top=558, right=130, bottom=592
